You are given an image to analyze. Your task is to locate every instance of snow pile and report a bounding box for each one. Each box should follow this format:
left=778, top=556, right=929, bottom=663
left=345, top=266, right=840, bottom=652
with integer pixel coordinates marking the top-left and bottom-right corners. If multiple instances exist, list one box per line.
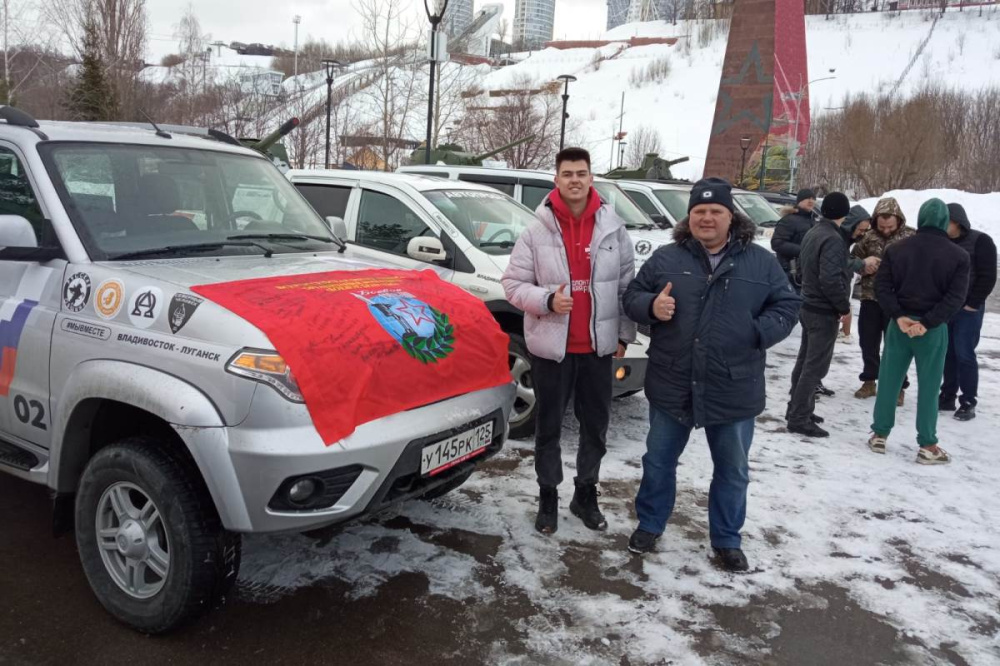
left=859, top=189, right=1000, bottom=239
left=239, top=311, right=1000, bottom=664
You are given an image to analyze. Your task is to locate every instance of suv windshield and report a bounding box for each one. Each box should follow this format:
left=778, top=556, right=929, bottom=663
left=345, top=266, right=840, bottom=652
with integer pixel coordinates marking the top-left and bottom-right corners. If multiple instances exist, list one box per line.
left=593, top=182, right=655, bottom=230
left=41, top=143, right=337, bottom=260
left=734, top=192, right=781, bottom=226
left=424, top=189, right=534, bottom=255
left=653, top=189, right=691, bottom=223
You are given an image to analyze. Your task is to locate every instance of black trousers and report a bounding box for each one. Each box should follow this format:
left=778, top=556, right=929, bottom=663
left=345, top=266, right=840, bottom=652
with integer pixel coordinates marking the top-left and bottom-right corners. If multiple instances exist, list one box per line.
left=532, top=352, right=612, bottom=489
left=787, top=309, right=840, bottom=427
left=858, top=299, right=909, bottom=387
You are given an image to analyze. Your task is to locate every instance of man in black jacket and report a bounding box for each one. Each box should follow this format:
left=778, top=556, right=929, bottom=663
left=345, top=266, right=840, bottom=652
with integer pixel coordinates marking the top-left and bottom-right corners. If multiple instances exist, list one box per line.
left=868, top=199, right=969, bottom=464
left=785, top=193, right=855, bottom=437
left=771, top=188, right=817, bottom=291
left=622, top=178, right=799, bottom=571
left=938, top=203, right=997, bottom=421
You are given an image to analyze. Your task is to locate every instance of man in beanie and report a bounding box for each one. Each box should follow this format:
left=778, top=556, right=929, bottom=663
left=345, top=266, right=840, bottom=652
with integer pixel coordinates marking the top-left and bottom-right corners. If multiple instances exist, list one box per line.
left=622, top=177, right=799, bottom=571
left=851, top=198, right=915, bottom=400
left=503, top=147, right=636, bottom=535
left=771, top=188, right=817, bottom=291
left=938, top=203, right=997, bottom=421
left=785, top=192, right=857, bottom=437
left=868, top=199, right=969, bottom=464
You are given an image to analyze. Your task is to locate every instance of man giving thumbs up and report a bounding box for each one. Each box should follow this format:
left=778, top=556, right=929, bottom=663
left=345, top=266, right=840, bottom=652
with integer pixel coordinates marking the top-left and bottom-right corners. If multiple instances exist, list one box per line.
left=622, top=177, right=800, bottom=572
left=502, top=147, right=636, bottom=536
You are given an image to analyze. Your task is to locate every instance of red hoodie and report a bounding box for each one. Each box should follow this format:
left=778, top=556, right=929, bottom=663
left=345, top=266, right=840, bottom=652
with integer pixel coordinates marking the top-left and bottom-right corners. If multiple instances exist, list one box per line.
left=549, top=188, right=602, bottom=354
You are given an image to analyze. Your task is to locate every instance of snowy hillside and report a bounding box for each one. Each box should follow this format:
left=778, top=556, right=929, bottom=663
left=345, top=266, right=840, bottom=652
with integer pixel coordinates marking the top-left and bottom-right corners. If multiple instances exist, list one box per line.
left=858, top=189, right=1000, bottom=238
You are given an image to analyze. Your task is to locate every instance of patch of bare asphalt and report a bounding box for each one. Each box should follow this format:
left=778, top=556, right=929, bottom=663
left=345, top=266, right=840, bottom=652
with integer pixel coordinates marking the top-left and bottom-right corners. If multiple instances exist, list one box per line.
left=558, top=541, right=649, bottom=602
left=891, top=541, right=973, bottom=599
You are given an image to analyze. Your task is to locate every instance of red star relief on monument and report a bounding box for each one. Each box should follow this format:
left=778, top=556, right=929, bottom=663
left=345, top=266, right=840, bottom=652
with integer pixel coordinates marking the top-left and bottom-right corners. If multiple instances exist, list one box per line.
left=394, top=300, right=434, bottom=327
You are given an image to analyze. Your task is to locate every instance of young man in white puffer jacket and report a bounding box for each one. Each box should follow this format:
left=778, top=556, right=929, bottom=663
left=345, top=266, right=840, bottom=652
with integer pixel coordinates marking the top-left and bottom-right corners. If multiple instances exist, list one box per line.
left=502, top=147, right=636, bottom=535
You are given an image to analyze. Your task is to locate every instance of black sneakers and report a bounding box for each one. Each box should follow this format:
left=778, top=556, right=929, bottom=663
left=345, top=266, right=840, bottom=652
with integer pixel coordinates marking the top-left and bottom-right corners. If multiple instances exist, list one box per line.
left=535, top=487, right=558, bottom=534
left=788, top=422, right=830, bottom=438
left=712, top=547, right=750, bottom=572
left=570, top=484, right=608, bottom=531
left=628, top=529, right=660, bottom=554
left=954, top=405, right=976, bottom=421
left=814, top=382, right=835, bottom=397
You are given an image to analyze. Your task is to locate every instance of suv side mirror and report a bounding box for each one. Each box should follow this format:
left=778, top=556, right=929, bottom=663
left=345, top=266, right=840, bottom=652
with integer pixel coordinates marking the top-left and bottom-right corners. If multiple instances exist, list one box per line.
left=651, top=214, right=672, bottom=229
left=407, top=236, right=447, bottom=264
left=0, top=214, right=38, bottom=247
left=325, top=216, right=348, bottom=241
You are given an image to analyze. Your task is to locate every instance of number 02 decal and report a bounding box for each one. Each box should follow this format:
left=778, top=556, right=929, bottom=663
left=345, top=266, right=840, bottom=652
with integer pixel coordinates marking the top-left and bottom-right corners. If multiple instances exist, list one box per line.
left=13, top=395, right=47, bottom=431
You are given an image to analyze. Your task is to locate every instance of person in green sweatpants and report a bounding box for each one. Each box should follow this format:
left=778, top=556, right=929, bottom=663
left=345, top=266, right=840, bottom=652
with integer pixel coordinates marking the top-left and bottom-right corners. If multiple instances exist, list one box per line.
left=866, top=198, right=970, bottom=464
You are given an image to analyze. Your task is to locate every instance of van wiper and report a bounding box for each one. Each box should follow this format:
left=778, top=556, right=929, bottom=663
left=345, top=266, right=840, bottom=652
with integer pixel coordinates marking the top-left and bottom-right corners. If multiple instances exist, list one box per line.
left=229, top=233, right=348, bottom=253
left=110, top=240, right=274, bottom=260
left=479, top=240, right=516, bottom=248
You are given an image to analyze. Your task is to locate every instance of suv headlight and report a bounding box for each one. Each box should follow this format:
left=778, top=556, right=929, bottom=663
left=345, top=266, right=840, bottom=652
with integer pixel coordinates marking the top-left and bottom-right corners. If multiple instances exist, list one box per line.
left=226, top=349, right=304, bottom=403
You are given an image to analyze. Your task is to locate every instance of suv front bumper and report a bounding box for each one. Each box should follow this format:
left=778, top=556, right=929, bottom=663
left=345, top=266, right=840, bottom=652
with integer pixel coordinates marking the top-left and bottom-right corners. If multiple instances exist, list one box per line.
left=194, top=383, right=515, bottom=533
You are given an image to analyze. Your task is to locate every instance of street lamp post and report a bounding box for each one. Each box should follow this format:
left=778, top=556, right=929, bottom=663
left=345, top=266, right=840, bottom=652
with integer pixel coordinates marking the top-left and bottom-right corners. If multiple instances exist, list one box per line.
left=423, top=0, right=450, bottom=165
left=322, top=58, right=341, bottom=169
left=618, top=140, right=628, bottom=168
left=739, top=135, right=751, bottom=187
left=557, top=74, right=576, bottom=151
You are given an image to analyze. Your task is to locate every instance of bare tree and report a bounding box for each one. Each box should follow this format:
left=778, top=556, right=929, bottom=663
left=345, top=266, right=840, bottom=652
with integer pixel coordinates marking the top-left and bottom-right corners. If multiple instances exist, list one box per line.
left=353, top=0, right=421, bottom=171
left=625, top=125, right=664, bottom=167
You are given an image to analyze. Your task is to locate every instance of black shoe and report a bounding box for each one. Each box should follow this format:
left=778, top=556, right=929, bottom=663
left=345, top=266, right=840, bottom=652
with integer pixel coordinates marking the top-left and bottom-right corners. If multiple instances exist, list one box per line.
left=788, top=422, right=830, bottom=438
left=954, top=405, right=976, bottom=421
left=713, top=547, right=750, bottom=572
left=815, top=382, right=835, bottom=397
left=628, top=529, right=660, bottom=554
left=535, top=487, right=558, bottom=534
left=570, top=484, right=608, bottom=531
left=939, top=395, right=957, bottom=411
left=811, top=414, right=824, bottom=424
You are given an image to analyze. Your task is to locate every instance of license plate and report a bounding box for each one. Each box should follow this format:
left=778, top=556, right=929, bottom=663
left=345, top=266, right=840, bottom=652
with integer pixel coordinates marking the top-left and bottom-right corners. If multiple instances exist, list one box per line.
left=420, top=421, right=494, bottom=476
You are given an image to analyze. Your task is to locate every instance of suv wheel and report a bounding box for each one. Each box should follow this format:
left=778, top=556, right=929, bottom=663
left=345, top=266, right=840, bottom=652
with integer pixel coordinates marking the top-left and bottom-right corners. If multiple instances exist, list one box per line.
left=508, top=334, right=536, bottom=440
left=75, top=437, right=241, bottom=634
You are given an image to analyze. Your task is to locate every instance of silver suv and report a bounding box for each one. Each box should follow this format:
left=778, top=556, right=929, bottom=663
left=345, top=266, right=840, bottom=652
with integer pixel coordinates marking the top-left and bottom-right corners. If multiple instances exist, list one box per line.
left=0, top=108, right=514, bottom=633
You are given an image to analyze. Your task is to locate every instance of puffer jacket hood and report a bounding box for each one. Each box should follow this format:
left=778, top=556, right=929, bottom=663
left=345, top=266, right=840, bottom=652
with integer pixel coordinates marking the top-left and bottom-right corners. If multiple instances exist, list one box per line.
left=672, top=211, right=757, bottom=246
left=918, top=198, right=949, bottom=232
left=947, top=203, right=971, bottom=232
left=872, top=197, right=906, bottom=226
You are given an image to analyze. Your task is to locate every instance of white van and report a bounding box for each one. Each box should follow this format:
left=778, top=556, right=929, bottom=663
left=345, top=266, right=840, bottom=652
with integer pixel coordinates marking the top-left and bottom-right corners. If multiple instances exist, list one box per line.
left=396, top=164, right=676, bottom=269
left=287, top=170, right=650, bottom=440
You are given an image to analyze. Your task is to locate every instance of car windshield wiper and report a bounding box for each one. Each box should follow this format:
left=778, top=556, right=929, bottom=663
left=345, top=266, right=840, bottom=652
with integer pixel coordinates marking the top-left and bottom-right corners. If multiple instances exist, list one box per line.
left=479, top=240, right=516, bottom=248
left=228, top=232, right=347, bottom=253
left=110, top=240, right=274, bottom=261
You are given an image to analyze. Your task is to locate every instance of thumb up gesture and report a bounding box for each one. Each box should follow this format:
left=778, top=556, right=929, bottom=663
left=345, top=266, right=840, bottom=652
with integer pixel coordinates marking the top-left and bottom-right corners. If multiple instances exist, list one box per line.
left=653, top=282, right=676, bottom=321
left=551, top=284, right=574, bottom=314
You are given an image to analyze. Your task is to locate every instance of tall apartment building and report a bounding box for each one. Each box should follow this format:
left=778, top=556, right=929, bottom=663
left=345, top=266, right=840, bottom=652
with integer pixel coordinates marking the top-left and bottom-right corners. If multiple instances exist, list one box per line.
left=607, top=0, right=630, bottom=30
left=513, top=0, right=556, bottom=48
left=442, top=0, right=475, bottom=38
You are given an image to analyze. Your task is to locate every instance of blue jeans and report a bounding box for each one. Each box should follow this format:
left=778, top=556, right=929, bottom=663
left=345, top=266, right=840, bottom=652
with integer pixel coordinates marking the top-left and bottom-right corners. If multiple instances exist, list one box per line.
left=635, top=405, right=755, bottom=549
left=941, top=305, right=986, bottom=407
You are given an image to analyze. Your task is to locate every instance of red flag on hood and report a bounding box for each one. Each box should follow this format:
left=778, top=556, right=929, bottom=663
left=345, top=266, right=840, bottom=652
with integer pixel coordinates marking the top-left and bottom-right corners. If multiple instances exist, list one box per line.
left=193, top=269, right=510, bottom=445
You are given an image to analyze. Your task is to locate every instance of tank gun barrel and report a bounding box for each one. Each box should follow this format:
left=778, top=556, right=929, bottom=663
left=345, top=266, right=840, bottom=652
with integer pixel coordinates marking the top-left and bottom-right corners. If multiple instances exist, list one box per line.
left=473, top=134, right=536, bottom=162
left=250, top=117, right=300, bottom=153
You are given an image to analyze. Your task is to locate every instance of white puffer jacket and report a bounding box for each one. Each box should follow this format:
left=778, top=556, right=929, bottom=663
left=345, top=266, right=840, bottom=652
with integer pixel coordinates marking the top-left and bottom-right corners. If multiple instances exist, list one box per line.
left=502, top=196, right=637, bottom=361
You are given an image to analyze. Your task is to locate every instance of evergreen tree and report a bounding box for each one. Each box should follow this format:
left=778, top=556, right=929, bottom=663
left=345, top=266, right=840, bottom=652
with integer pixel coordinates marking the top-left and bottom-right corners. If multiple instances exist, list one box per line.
left=65, top=20, right=118, bottom=121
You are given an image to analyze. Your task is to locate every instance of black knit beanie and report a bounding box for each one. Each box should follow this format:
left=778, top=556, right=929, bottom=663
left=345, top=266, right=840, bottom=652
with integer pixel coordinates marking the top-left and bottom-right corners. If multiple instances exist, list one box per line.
left=820, top=192, right=851, bottom=221
left=688, top=177, right=735, bottom=213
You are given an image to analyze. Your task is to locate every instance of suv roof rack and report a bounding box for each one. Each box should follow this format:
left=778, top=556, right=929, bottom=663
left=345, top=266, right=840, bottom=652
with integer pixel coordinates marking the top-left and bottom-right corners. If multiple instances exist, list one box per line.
left=0, top=105, right=40, bottom=128
left=89, top=121, right=241, bottom=146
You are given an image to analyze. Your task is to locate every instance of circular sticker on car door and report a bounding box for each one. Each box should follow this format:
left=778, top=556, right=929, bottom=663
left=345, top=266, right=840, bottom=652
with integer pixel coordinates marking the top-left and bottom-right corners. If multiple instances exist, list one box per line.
left=128, top=287, right=164, bottom=329
left=95, top=279, right=125, bottom=319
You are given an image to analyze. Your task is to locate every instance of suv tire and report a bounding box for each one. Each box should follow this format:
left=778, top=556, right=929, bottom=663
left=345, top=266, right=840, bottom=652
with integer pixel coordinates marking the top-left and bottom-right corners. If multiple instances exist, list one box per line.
left=75, top=437, right=241, bottom=634
left=507, top=333, right=536, bottom=440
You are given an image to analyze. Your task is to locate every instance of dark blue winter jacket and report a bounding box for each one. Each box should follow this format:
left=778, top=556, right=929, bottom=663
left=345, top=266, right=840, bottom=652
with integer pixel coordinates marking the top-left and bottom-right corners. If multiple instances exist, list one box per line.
left=623, top=213, right=801, bottom=427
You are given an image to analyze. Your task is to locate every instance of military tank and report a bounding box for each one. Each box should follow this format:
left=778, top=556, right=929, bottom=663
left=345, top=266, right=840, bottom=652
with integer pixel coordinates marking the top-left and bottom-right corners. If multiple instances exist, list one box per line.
left=603, top=152, right=690, bottom=181
left=408, top=134, right=536, bottom=166
left=209, top=117, right=300, bottom=173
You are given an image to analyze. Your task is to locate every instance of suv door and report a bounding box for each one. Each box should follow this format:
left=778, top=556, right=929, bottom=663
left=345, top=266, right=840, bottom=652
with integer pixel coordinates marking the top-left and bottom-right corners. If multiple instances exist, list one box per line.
left=0, top=144, right=62, bottom=448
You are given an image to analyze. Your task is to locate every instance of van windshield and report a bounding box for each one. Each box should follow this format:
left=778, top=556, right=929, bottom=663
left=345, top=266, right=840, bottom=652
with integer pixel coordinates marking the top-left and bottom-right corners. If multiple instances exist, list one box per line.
left=734, top=192, right=781, bottom=226
left=593, top=182, right=655, bottom=230
left=424, top=189, right=535, bottom=256
left=40, top=142, right=338, bottom=260
left=653, top=189, right=691, bottom=223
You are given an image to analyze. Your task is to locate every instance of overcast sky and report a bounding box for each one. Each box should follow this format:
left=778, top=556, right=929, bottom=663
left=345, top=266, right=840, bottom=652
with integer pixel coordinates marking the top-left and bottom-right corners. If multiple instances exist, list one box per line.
left=142, top=0, right=609, bottom=60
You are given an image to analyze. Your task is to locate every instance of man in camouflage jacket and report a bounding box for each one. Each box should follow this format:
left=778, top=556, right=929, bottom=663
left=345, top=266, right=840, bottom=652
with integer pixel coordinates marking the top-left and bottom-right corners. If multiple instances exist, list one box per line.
left=850, top=197, right=915, bottom=398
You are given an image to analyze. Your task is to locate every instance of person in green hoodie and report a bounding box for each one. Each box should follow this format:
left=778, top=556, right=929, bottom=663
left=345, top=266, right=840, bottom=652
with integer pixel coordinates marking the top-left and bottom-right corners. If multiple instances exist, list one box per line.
left=867, top=199, right=970, bottom=464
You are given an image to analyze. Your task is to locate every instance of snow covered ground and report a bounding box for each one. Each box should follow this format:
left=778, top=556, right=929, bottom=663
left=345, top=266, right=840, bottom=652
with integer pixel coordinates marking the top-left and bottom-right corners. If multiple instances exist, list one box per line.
left=238, top=311, right=1000, bottom=665
left=858, top=189, right=1000, bottom=240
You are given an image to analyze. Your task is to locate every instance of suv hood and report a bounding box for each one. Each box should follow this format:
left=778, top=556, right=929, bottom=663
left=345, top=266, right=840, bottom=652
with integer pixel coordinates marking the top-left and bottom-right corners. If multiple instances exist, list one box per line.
left=113, top=250, right=441, bottom=289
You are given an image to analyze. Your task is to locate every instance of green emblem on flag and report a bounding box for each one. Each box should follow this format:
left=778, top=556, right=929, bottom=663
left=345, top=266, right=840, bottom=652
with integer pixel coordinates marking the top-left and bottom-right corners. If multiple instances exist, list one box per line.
left=401, top=308, right=455, bottom=364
